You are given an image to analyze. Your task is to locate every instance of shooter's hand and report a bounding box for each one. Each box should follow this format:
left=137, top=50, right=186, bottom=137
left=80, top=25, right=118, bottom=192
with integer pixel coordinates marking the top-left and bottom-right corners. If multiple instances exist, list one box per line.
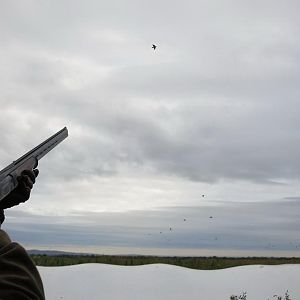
left=0, top=169, right=39, bottom=210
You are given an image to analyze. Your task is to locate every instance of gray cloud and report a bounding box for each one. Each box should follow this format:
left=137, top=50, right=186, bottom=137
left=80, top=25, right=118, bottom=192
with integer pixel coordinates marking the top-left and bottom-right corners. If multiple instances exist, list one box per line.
left=1, top=1, right=300, bottom=184
left=4, top=199, right=300, bottom=253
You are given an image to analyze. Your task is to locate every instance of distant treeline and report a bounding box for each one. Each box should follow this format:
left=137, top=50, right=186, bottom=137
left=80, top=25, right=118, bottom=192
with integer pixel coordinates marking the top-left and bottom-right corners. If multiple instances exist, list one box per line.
left=30, top=255, right=300, bottom=270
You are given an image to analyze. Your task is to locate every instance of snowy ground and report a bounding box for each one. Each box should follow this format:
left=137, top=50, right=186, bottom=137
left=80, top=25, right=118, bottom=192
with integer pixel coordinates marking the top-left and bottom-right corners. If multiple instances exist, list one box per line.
left=39, top=264, right=300, bottom=300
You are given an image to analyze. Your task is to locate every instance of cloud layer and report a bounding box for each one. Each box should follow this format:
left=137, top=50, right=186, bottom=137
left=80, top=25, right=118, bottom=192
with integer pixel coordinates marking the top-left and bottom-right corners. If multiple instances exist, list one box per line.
left=4, top=199, right=300, bottom=255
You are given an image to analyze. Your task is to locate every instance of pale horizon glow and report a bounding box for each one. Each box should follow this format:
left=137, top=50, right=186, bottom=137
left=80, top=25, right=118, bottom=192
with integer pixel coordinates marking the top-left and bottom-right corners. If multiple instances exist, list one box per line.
left=25, top=244, right=300, bottom=258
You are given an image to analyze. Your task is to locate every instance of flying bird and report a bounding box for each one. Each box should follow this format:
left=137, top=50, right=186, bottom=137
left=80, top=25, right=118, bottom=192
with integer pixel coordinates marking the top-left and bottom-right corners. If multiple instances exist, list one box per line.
left=152, top=44, right=157, bottom=50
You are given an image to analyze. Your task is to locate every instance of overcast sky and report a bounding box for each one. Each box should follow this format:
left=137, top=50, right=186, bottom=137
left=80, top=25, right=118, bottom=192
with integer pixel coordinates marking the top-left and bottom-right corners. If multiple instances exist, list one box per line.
left=1, top=0, right=300, bottom=256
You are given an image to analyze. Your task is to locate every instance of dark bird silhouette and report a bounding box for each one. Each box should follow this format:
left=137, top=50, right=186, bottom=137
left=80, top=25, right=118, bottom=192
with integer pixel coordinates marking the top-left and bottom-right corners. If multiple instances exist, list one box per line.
left=202, top=194, right=205, bottom=197
left=209, top=216, right=213, bottom=219
left=183, top=219, right=186, bottom=222
left=152, top=44, right=157, bottom=50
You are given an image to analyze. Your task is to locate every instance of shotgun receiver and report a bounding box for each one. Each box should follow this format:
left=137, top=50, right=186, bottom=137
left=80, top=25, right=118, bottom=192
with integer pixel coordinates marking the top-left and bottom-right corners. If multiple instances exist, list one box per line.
left=0, top=127, right=68, bottom=202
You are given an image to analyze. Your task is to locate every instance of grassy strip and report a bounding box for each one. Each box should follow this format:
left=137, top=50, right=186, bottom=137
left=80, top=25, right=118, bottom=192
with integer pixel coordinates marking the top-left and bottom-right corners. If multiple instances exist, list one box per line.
left=30, top=255, right=300, bottom=270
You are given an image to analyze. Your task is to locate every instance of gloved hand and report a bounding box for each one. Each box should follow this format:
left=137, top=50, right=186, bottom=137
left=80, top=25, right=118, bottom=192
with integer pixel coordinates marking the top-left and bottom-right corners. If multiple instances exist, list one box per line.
left=0, top=169, right=39, bottom=224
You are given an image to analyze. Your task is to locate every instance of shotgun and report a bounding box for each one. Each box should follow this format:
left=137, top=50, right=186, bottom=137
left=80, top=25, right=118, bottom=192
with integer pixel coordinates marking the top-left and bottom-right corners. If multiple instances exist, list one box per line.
left=0, top=127, right=68, bottom=202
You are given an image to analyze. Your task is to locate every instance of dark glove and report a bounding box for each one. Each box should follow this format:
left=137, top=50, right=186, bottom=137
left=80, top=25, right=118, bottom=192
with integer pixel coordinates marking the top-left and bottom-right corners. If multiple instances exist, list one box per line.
left=0, top=210, right=4, bottom=225
left=0, top=169, right=39, bottom=224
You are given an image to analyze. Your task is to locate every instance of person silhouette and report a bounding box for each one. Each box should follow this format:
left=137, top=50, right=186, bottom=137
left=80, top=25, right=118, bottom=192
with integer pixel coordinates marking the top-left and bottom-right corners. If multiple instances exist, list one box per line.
left=0, top=169, right=45, bottom=300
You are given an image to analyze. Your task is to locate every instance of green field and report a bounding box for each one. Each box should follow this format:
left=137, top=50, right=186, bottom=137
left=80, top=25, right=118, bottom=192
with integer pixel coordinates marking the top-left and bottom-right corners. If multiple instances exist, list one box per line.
left=30, top=255, right=300, bottom=270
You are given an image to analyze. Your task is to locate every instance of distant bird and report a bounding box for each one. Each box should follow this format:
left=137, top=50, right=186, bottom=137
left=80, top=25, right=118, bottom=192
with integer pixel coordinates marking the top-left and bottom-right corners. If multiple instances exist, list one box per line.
left=183, top=219, right=186, bottom=222
left=209, top=216, right=213, bottom=219
left=202, top=194, right=205, bottom=197
left=152, top=44, right=157, bottom=50
left=169, top=227, right=172, bottom=231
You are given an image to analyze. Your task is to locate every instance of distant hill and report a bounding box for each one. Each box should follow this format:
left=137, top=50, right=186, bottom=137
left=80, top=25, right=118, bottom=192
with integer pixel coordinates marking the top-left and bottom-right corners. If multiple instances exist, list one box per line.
left=27, top=249, right=94, bottom=256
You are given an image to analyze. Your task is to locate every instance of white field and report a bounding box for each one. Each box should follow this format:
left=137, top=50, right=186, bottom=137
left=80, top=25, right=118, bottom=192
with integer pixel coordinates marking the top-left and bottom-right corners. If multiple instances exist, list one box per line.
left=39, top=263, right=300, bottom=300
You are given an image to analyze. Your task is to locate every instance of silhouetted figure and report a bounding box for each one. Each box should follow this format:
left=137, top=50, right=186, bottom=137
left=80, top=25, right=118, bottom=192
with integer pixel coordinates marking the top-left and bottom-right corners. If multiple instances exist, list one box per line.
left=152, top=44, right=157, bottom=50
left=0, top=169, right=45, bottom=299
